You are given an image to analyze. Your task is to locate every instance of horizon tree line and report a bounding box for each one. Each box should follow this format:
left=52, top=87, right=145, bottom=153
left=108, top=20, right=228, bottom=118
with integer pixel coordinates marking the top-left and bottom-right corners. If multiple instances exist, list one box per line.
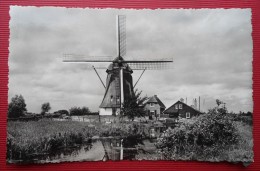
left=7, top=94, right=252, bottom=119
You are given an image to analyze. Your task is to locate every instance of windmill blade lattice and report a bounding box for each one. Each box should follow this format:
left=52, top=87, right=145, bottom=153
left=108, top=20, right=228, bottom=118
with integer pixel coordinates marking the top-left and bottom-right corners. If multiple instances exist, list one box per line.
left=128, top=61, right=173, bottom=70
left=124, top=58, right=174, bottom=70
left=117, top=15, right=126, bottom=57
left=63, top=54, right=114, bottom=62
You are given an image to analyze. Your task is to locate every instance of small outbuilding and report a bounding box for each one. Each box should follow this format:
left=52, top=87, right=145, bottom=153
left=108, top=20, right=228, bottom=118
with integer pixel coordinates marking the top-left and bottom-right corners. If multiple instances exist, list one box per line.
left=164, top=100, right=202, bottom=119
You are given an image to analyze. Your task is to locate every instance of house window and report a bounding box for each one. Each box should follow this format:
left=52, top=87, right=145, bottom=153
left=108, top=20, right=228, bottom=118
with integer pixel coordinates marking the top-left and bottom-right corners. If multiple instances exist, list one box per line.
left=150, top=103, right=154, bottom=107
left=110, top=96, right=113, bottom=102
left=186, top=112, right=190, bottom=119
left=175, top=105, right=178, bottom=109
left=179, top=104, right=182, bottom=109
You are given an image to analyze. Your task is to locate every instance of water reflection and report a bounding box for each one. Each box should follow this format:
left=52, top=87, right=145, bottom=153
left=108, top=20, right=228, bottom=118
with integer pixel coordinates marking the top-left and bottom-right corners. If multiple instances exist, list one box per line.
left=9, top=138, right=156, bottom=163
left=42, top=140, right=104, bottom=163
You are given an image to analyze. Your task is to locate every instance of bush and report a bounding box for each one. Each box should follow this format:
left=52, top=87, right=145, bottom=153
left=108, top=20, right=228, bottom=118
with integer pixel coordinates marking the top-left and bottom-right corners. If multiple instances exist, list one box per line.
left=69, top=106, right=91, bottom=116
left=156, top=111, right=239, bottom=161
left=54, top=110, right=69, bottom=115
left=8, top=95, right=27, bottom=118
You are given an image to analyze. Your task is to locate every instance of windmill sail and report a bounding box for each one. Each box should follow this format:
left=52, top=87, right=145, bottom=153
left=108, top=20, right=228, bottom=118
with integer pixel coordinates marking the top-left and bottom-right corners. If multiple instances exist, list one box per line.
left=117, top=15, right=126, bottom=57
left=62, top=15, right=173, bottom=116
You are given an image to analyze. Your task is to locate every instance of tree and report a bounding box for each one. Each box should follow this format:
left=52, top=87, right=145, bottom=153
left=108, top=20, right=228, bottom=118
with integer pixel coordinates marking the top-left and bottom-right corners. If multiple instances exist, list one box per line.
left=216, top=99, right=222, bottom=107
left=69, top=107, right=82, bottom=116
left=41, top=102, right=51, bottom=115
left=69, top=106, right=91, bottom=116
left=121, top=90, right=148, bottom=121
left=81, top=106, right=91, bottom=115
left=214, top=99, right=227, bottom=114
left=8, top=94, right=27, bottom=118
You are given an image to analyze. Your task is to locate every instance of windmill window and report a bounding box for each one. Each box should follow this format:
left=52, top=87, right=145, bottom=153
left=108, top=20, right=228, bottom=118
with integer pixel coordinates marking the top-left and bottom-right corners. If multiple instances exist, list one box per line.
left=150, top=103, right=154, bottom=107
left=175, top=105, right=178, bottom=109
left=110, top=96, right=113, bottom=102
left=116, top=96, right=120, bottom=102
left=179, top=104, right=182, bottom=109
left=186, top=112, right=190, bottom=119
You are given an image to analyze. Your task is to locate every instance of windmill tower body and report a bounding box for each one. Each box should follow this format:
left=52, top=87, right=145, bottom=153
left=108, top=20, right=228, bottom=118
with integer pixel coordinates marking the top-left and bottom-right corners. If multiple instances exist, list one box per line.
left=99, top=58, right=134, bottom=115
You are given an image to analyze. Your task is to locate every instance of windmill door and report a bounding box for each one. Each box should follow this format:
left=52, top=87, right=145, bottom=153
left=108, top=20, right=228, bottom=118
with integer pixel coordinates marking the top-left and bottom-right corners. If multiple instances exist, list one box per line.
left=112, top=108, right=116, bottom=116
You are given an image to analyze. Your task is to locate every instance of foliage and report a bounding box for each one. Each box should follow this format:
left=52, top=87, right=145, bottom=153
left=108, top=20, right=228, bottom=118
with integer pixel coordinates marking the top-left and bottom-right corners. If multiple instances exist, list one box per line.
left=121, top=90, right=148, bottom=121
left=41, top=102, right=51, bottom=115
left=7, top=119, right=154, bottom=162
left=227, top=112, right=253, bottom=126
left=156, top=100, right=241, bottom=161
left=222, top=121, right=253, bottom=162
left=157, top=112, right=240, bottom=161
left=82, top=107, right=91, bottom=115
left=69, top=106, right=91, bottom=116
left=122, top=123, right=148, bottom=147
left=54, top=110, right=69, bottom=115
left=216, top=99, right=222, bottom=107
left=7, top=120, right=98, bottom=162
left=8, top=94, right=27, bottom=118
left=213, top=99, right=227, bottom=114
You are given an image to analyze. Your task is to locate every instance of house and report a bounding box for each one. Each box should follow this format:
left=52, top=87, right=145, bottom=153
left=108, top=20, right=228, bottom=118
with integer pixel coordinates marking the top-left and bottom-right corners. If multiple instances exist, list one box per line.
left=164, top=100, right=202, bottom=119
left=144, top=95, right=166, bottom=119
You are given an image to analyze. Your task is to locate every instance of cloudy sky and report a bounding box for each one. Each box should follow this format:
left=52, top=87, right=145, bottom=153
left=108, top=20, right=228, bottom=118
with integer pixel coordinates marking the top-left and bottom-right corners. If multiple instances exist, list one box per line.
left=9, top=7, right=252, bottom=113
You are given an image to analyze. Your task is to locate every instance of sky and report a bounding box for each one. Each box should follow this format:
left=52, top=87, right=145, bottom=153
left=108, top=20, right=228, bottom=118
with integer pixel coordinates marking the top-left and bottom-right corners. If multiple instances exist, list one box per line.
left=8, top=7, right=253, bottom=113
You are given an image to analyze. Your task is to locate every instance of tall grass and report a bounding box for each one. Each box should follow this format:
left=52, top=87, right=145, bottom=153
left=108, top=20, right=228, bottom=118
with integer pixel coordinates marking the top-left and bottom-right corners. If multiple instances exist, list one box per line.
left=7, top=119, right=98, bottom=162
left=222, top=121, right=253, bottom=162
left=7, top=119, right=151, bottom=162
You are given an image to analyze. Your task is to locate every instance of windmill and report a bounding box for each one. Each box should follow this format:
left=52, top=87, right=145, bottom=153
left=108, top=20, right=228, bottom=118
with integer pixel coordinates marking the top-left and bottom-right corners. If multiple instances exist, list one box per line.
left=63, top=15, right=173, bottom=116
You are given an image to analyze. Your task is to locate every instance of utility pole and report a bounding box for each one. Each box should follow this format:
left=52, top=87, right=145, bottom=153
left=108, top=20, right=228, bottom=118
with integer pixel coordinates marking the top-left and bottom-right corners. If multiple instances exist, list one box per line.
left=199, top=96, right=200, bottom=111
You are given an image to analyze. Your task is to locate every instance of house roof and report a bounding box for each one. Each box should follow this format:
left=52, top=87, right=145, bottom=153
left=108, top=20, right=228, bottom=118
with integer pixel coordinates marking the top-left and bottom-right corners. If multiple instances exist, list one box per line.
left=146, top=95, right=166, bottom=108
left=164, top=100, right=202, bottom=114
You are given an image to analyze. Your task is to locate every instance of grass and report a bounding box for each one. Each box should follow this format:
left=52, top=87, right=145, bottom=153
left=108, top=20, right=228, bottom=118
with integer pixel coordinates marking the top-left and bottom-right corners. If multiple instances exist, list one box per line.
left=8, top=119, right=96, bottom=139
left=7, top=119, right=99, bottom=162
left=7, top=118, right=151, bottom=162
left=222, top=121, right=253, bottom=162
left=7, top=116, right=253, bottom=163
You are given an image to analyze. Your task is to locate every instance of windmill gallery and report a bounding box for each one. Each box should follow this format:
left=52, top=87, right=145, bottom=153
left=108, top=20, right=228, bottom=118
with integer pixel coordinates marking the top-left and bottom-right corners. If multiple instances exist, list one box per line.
left=7, top=9, right=253, bottom=164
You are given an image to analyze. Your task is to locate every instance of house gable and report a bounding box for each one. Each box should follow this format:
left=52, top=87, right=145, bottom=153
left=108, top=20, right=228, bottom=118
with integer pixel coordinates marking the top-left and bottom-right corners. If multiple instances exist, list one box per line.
left=144, top=95, right=166, bottom=116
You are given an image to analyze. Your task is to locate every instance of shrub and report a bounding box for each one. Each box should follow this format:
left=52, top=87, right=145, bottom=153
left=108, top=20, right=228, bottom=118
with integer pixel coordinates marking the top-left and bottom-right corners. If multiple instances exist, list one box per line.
left=69, top=106, right=91, bottom=116
left=156, top=111, right=240, bottom=161
left=54, top=110, right=69, bottom=115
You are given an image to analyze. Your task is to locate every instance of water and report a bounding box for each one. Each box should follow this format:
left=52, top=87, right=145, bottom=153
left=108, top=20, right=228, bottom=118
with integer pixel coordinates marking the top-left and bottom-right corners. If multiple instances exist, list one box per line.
left=39, top=140, right=105, bottom=163
left=8, top=138, right=156, bottom=163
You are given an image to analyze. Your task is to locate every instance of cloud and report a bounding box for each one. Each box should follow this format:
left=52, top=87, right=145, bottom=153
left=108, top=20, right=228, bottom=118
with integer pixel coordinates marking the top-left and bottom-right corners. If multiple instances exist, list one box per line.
left=8, top=7, right=252, bottom=113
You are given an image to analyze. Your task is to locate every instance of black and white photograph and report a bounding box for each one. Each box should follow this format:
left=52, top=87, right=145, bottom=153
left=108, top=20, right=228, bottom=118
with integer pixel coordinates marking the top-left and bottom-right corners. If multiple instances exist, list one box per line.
left=7, top=7, right=253, bottom=164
